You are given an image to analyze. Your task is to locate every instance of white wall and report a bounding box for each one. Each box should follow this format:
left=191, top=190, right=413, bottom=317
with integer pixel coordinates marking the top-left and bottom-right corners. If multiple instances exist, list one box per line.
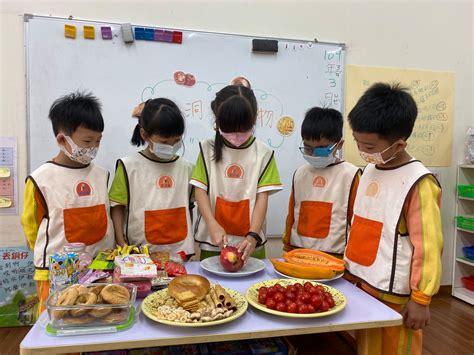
left=1, top=0, right=472, bottom=285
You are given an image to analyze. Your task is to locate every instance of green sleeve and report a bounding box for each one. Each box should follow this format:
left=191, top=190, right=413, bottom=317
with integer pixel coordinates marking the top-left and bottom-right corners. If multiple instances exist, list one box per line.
left=108, top=161, right=128, bottom=205
left=190, top=152, right=208, bottom=190
left=257, top=155, right=282, bottom=193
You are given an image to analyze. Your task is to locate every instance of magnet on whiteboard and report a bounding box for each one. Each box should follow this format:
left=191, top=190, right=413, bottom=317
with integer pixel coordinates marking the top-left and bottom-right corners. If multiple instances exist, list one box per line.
left=0, top=167, right=10, bottom=178
left=101, top=26, right=113, bottom=40
left=64, top=24, right=76, bottom=39
left=0, top=197, right=12, bottom=208
left=83, top=25, right=95, bottom=40
left=121, top=23, right=134, bottom=43
left=134, top=27, right=146, bottom=40
left=252, top=39, right=278, bottom=53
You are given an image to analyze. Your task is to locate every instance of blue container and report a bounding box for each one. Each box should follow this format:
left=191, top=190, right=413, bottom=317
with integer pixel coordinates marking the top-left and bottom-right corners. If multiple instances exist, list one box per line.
left=462, top=245, right=474, bottom=260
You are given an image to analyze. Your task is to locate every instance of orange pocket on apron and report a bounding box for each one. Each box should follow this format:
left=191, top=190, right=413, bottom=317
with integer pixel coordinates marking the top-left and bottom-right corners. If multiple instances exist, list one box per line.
left=63, top=204, right=108, bottom=245
left=297, top=201, right=333, bottom=238
left=345, top=214, right=383, bottom=266
left=215, top=197, right=250, bottom=236
left=144, top=207, right=188, bottom=245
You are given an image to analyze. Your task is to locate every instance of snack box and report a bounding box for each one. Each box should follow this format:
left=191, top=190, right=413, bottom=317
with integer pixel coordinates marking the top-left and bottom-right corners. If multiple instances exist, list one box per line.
left=46, top=283, right=136, bottom=330
left=114, top=254, right=157, bottom=280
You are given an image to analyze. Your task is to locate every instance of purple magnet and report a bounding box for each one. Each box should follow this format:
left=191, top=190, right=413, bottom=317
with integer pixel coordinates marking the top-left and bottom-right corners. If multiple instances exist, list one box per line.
left=101, top=26, right=113, bottom=40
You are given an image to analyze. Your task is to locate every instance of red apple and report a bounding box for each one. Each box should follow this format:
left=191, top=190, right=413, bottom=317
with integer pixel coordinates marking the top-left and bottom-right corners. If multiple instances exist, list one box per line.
left=220, top=246, right=244, bottom=272
left=184, top=73, right=196, bottom=87
left=174, top=71, right=186, bottom=85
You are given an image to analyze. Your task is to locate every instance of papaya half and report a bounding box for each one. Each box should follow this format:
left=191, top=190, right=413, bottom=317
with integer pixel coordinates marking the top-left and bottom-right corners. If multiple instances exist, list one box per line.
left=270, top=258, right=339, bottom=279
left=283, top=249, right=345, bottom=272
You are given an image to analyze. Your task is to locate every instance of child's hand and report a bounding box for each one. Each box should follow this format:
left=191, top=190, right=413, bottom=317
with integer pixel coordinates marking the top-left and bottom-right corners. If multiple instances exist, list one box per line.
left=209, top=221, right=227, bottom=249
left=132, top=102, right=145, bottom=118
left=238, top=236, right=257, bottom=261
left=401, top=300, right=430, bottom=330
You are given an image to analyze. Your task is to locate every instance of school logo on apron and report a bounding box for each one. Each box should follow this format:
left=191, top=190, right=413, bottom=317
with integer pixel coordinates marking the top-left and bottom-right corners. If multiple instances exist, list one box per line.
left=225, top=164, right=244, bottom=179
left=75, top=181, right=92, bottom=196
left=157, top=175, right=174, bottom=189
left=366, top=181, right=380, bottom=197
left=313, top=176, right=327, bottom=188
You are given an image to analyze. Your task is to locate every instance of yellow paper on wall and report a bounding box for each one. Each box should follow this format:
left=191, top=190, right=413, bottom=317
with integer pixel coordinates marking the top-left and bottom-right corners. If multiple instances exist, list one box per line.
left=344, top=65, right=454, bottom=167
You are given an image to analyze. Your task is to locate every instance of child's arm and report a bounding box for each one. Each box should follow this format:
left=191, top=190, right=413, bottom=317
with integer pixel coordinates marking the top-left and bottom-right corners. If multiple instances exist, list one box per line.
left=109, top=161, right=128, bottom=247
left=238, top=191, right=269, bottom=260
left=194, top=187, right=227, bottom=248
left=110, top=206, right=126, bottom=247
left=20, top=178, right=45, bottom=249
left=402, top=175, right=443, bottom=330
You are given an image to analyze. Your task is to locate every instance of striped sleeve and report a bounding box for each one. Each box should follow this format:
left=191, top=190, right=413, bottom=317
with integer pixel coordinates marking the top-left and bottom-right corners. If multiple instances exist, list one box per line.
left=404, top=175, right=443, bottom=305
left=257, top=154, right=282, bottom=194
left=190, top=151, right=208, bottom=191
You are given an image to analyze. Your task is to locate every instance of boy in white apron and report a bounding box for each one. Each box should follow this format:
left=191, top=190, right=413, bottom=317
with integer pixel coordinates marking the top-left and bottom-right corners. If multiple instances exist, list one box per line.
left=21, top=92, right=115, bottom=315
left=344, top=83, right=443, bottom=355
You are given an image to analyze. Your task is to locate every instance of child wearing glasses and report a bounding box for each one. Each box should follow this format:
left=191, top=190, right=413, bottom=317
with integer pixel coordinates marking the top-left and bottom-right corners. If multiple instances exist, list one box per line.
left=282, top=107, right=360, bottom=257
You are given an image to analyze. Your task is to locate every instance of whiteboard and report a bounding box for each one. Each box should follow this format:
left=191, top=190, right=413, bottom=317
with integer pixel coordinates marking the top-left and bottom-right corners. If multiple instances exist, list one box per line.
left=25, top=15, right=346, bottom=235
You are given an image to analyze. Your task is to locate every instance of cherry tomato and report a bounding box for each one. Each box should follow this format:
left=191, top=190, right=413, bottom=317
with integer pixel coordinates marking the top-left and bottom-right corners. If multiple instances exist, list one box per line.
left=258, top=286, right=268, bottom=295
left=285, top=298, right=293, bottom=306
left=310, top=294, right=322, bottom=309
left=275, top=302, right=287, bottom=312
left=274, top=292, right=285, bottom=303
left=300, top=292, right=311, bottom=304
left=285, top=291, right=296, bottom=301
left=295, top=299, right=304, bottom=308
left=326, top=297, right=335, bottom=308
left=316, top=285, right=325, bottom=293
left=287, top=285, right=297, bottom=293
left=294, top=283, right=303, bottom=291
left=258, top=293, right=267, bottom=304
left=304, top=281, right=313, bottom=290
left=265, top=298, right=276, bottom=310
left=319, top=301, right=329, bottom=312
left=298, top=304, right=309, bottom=314
left=307, top=304, right=316, bottom=313
left=267, top=286, right=276, bottom=297
left=308, top=287, right=319, bottom=295
left=287, top=302, right=298, bottom=313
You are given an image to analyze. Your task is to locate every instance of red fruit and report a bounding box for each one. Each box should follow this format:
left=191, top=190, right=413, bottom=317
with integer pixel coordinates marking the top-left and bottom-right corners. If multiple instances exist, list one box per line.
left=298, top=304, right=309, bottom=314
left=285, top=291, right=296, bottom=301
left=275, top=302, right=287, bottom=312
left=320, top=301, right=329, bottom=312
left=258, top=286, right=268, bottom=295
left=300, top=292, right=311, bottom=304
left=294, top=283, right=303, bottom=291
left=173, top=71, right=186, bottom=85
left=274, top=292, right=285, bottom=303
left=265, top=298, right=276, bottom=310
left=287, top=302, right=298, bottom=313
left=316, top=285, right=325, bottom=293
left=184, top=73, right=196, bottom=87
left=326, top=296, right=335, bottom=308
left=267, top=286, right=276, bottom=297
left=285, top=298, right=293, bottom=306
left=310, top=295, right=322, bottom=309
left=287, top=285, right=297, bottom=293
left=308, top=287, right=319, bottom=295
left=258, top=293, right=267, bottom=304
left=220, top=246, right=244, bottom=272
left=307, top=304, right=316, bottom=313
left=304, top=281, right=313, bottom=290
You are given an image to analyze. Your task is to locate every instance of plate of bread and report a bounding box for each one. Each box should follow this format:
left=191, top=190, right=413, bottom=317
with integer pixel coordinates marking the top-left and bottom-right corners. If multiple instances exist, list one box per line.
left=141, top=274, right=247, bottom=327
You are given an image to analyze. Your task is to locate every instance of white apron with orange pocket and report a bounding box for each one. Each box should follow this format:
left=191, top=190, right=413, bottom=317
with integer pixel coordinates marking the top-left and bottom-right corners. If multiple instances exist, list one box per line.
left=290, top=162, right=360, bottom=254
left=194, top=138, right=276, bottom=251
left=344, top=160, right=434, bottom=296
left=120, top=153, right=194, bottom=255
left=29, top=162, right=114, bottom=270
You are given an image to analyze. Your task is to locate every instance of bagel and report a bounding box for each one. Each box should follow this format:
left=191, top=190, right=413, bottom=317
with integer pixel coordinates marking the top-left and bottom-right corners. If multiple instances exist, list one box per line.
left=100, top=284, right=130, bottom=305
left=69, top=292, right=97, bottom=317
left=62, top=315, right=95, bottom=325
left=88, top=306, right=113, bottom=318
left=88, top=285, right=105, bottom=296
left=168, top=274, right=210, bottom=301
left=52, top=287, right=79, bottom=319
left=101, top=310, right=128, bottom=324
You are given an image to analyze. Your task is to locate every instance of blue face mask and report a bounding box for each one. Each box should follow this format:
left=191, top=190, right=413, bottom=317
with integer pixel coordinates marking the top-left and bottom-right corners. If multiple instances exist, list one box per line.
left=300, top=142, right=339, bottom=168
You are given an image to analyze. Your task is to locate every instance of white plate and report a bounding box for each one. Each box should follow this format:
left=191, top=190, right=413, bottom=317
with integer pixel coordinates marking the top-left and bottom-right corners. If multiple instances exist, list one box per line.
left=273, top=268, right=344, bottom=282
left=200, top=256, right=266, bottom=278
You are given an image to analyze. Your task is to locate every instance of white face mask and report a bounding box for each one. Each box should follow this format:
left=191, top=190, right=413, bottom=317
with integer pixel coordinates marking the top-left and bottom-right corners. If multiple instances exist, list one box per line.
left=149, top=140, right=182, bottom=160
left=59, top=135, right=98, bottom=165
left=358, top=142, right=397, bottom=165
left=303, top=154, right=337, bottom=168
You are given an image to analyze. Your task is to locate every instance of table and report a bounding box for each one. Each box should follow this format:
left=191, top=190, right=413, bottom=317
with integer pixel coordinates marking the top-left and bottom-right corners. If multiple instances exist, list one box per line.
left=20, top=260, right=402, bottom=354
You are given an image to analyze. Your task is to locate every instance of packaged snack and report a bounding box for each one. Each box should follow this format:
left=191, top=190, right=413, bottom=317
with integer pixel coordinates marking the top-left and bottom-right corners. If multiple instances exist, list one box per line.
left=49, top=253, right=79, bottom=291
left=114, top=254, right=157, bottom=280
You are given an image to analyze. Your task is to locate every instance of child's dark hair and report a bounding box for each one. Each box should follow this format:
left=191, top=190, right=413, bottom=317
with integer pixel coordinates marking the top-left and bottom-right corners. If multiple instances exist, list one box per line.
left=49, top=91, right=104, bottom=136
left=348, top=82, right=418, bottom=141
left=131, top=98, right=185, bottom=146
left=301, top=107, right=343, bottom=142
left=211, top=85, right=257, bottom=162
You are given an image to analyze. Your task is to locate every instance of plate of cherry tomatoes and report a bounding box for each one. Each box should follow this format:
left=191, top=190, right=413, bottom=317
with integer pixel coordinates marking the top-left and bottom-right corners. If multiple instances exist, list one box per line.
left=245, top=279, right=346, bottom=318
